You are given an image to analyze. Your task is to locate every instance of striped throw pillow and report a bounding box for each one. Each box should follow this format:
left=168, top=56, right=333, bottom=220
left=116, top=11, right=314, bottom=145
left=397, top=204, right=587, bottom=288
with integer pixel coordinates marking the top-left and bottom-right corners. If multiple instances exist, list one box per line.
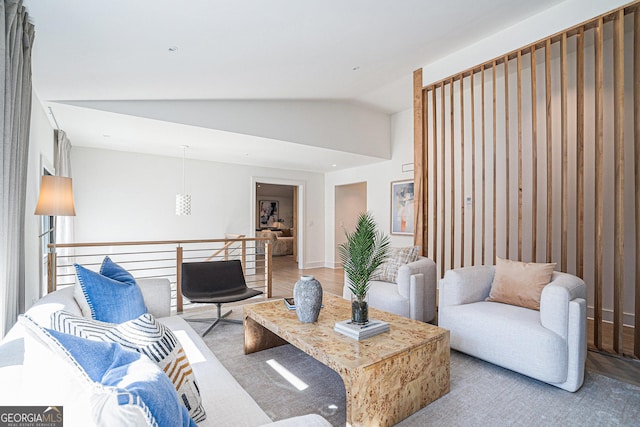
left=51, top=311, right=206, bottom=423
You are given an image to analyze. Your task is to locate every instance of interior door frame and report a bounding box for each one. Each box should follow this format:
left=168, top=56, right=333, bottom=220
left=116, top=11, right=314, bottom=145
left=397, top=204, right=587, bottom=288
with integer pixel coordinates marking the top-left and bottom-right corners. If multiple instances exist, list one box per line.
left=251, top=176, right=305, bottom=268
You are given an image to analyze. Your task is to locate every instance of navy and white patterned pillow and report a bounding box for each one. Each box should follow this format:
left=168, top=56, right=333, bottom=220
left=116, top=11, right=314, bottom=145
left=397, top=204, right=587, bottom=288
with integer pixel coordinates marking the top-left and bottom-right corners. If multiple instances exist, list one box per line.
left=51, top=310, right=206, bottom=423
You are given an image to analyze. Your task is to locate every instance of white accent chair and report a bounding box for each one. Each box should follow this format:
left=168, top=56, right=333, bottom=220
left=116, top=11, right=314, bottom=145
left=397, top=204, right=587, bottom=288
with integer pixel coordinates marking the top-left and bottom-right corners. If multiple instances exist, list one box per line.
left=438, top=265, right=587, bottom=392
left=342, top=256, right=437, bottom=323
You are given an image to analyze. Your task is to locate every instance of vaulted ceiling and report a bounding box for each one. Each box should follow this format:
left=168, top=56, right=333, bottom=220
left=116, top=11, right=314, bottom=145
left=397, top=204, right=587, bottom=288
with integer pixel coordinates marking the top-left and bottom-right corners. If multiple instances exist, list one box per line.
left=24, top=0, right=567, bottom=172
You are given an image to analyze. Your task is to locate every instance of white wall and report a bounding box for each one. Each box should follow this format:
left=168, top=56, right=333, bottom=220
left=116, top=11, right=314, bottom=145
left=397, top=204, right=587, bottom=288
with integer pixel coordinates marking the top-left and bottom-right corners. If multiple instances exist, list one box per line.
left=71, top=147, right=325, bottom=268
left=422, top=0, right=629, bottom=86
left=24, top=92, right=55, bottom=309
left=325, top=109, right=414, bottom=267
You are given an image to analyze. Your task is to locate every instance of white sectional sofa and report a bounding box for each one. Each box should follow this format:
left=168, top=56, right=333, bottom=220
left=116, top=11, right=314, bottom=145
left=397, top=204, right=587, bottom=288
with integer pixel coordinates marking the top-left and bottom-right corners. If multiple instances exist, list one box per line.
left=0, top=279, right=330, bottom=426
left=438, top=265, right=587, bottom=392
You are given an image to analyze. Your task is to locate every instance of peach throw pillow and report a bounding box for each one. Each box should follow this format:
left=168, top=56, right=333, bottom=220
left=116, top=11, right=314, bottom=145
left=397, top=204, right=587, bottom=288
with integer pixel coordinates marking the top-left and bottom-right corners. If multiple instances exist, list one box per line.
left=486, top=257, right=556, bottom=310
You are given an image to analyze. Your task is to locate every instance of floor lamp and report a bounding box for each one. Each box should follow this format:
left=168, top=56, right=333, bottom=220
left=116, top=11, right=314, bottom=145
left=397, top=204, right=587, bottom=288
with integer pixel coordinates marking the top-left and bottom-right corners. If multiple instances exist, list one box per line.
left=34, top=175, right=76, bottom=293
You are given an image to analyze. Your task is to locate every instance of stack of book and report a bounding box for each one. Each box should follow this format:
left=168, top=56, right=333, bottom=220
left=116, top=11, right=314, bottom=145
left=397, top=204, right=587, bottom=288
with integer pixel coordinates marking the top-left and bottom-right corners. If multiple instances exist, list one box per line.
left=334, top=319, right=390, bottom=340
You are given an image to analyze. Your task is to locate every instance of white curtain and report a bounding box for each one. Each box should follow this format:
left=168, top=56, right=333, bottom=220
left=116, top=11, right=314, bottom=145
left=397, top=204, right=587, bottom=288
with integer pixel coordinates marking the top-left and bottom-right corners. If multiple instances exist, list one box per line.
left=54, top=130, right=75, bottom=250
left=0, top=0, right=34, bottom=338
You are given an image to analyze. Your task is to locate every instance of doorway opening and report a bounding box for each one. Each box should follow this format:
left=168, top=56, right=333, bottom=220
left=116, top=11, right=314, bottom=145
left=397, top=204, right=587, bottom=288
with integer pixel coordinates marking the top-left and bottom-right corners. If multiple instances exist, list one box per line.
left=255, top=182, right=300, bottom=269
left=334, top=182, right=367, bottom=266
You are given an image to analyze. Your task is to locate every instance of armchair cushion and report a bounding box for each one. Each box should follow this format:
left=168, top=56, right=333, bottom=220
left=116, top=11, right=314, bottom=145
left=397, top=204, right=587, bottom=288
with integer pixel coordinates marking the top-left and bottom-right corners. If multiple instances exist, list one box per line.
left=486, top=257, right=556, bottom=310
left=371, top=246, right=419, bottom=283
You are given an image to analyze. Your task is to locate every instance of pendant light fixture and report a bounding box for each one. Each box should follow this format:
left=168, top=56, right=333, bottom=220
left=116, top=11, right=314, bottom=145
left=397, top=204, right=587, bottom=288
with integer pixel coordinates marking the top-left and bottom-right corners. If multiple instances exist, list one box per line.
left=176, top=145, right=191, bottom=215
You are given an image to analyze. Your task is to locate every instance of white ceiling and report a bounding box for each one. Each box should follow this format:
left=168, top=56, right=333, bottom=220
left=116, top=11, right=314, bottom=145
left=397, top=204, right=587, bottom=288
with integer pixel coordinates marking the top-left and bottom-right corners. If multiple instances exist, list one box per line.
left=25, top=0, right=567, bottom=172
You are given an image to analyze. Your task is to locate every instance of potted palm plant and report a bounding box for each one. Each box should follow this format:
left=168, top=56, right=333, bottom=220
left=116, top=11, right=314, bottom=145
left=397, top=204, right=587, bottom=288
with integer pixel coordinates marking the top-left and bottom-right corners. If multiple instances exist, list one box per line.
left=338, top=212, right=390, bottom=325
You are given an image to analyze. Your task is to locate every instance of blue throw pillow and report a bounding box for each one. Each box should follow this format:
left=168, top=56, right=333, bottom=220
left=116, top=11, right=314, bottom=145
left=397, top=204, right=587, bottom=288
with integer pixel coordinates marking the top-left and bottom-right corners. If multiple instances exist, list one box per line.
left=74, top=256, right=147, bottom=323
left=19, top=315, right=195, bottom=427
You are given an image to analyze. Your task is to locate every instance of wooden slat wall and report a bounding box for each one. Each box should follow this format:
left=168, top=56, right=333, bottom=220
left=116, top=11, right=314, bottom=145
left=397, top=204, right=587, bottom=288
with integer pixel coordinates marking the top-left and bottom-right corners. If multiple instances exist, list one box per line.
left=413, top=3, right=640, bottom=359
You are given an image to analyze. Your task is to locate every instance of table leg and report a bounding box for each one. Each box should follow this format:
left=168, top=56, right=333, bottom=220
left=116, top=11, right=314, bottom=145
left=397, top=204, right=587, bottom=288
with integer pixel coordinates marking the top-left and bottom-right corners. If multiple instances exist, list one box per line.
left=244, top=315, right=289, bottom=354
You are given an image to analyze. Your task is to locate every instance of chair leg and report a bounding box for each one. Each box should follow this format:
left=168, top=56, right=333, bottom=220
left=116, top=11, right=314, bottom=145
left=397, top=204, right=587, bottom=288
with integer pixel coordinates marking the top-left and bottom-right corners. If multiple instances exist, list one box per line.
left=185, top=303, right=243, bottom=337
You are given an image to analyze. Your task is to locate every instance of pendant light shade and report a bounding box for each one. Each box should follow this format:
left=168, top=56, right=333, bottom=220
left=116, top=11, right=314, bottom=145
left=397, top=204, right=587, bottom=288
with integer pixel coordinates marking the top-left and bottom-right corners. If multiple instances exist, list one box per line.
left=176, top=145, right=191, bottom=216
left=176, top=193, right=191, bottom=216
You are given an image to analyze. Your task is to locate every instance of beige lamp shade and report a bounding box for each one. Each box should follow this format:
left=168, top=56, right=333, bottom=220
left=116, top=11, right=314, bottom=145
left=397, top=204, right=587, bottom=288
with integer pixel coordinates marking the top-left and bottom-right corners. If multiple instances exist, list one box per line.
left=272, top=221, right=285, bottom=229
left=34, top=175, right=76, bottom=216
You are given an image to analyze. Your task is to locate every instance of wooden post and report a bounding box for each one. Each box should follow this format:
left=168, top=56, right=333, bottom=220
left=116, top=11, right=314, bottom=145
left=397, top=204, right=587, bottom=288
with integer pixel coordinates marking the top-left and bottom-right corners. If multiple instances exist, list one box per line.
left=413, top=69, right=425, bottom=254
left=594, top=17, right=604, bottom=350
left=531, top=45, right=538, bottom=262
left=576, top=28, right=585, bottom=279
left=546, top=39, right=553, bottom=264
left=460, top=76, right=465, bottom=267
left=613, top=10, right=624, bottom=355
left=561, top=33, right=568, bottom=272
left=264, top=241, right=273, bottom=298
left=176, top=245, right=184, bottom=313
left=241, top=240, right=246, bottom=271
left=47, top=252, right=56, bottom=293
left=504, top=56, right=510, bottom=259
left=634, top=8, right=640, bottom=359
left=517, top=50, right=523, bottom=261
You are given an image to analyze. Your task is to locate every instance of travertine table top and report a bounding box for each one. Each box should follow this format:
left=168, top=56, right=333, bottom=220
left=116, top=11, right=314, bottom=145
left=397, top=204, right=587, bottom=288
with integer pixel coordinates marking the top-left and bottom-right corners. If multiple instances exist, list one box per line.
left=243, top=292, right=448, bottom=371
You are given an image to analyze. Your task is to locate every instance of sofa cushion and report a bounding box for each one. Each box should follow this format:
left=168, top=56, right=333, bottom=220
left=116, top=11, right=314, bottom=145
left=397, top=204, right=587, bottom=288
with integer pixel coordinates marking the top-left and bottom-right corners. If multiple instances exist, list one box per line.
left=73, top=256, right=147, bottom=323
left=371, top=246, right=419, bottom=283
left=19, top=315, right=195, bottom=427
left=51, top=310, right=206, bottom=423
left=439, top=301, right=568, bottom=383
left=486, top=257, right=556, bottom=310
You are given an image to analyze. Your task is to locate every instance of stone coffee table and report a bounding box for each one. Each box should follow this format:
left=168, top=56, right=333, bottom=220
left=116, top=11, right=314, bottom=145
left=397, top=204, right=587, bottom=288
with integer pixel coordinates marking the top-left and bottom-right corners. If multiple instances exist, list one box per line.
left=243, top=293, right=450, bottom=427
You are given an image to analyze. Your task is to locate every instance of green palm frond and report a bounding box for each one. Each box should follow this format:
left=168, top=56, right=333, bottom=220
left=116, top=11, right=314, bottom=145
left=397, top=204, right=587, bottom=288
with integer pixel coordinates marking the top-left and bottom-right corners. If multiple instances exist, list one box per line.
left=338, top=212, right=390, bottom=299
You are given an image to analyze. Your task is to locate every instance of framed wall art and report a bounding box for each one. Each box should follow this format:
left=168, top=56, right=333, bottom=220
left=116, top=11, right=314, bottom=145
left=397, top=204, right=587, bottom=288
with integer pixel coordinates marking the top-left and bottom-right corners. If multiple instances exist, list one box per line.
left=390, top=180, right=414, bottom=235
left=258, top=200, right=279, bottom=228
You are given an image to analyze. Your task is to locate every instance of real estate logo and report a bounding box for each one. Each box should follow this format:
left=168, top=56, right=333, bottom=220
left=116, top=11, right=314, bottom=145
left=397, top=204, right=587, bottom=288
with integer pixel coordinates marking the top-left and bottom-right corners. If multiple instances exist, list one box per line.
left=0, top=406, right=63, bottom=427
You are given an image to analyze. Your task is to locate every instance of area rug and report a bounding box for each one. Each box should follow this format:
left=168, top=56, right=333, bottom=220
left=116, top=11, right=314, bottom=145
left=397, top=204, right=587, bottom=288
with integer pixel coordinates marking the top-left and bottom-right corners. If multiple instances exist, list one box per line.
left=188, top=313, right=640, bottom=427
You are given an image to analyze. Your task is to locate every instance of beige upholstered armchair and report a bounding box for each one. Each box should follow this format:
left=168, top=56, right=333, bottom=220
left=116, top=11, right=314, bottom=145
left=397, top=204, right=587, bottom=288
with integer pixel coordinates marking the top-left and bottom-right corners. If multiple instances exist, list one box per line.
left=342, top=256, right=437, bottom=323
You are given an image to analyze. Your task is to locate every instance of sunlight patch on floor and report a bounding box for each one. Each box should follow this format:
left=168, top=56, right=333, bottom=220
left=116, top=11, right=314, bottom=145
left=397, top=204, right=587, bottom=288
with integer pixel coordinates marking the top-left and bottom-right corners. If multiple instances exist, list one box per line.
left=266, top=359, right=308, bottom=391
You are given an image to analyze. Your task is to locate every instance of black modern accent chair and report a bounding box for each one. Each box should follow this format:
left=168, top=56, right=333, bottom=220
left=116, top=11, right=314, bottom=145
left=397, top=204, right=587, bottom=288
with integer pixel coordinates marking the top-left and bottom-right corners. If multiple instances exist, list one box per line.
left=181, top=260, right=263, bottom=336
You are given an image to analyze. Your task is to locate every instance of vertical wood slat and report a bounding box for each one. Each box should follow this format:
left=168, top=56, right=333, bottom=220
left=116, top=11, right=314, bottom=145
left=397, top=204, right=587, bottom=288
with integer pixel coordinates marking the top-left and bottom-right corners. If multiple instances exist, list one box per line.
left=517, top=51, right=523, bottom=261
left=576, top=28, right=585, bottom=279
left=531, top=46, right=538, bottom=262
left=441, top=82, right=446, bottom=277
left=413, top=70, right=425, bottom=255
left=176, top=246, right=183, bottom=313
left=634, top=8, right=640, bottom=359
left=594, top=17, right=604, bottom=350
left=432, top=88, right=438, bottom=265
left=546, top=39, right=553, bottom=264
left=613, top=10, right=624, bottom=355
left=471, top=72, right=476, bottom=266
left=493, top=62, right=498, bottom=264
left=481, top=66, right=487, bottom=264
left=450, top=78, right=455, bottom=270
left=504, top=56, right=510, bottom=259
left=423, top=89, right=429, bottom=256
left=561, top=33, right=568, bottom=273
left=460, top=76, right=465, bottom=266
